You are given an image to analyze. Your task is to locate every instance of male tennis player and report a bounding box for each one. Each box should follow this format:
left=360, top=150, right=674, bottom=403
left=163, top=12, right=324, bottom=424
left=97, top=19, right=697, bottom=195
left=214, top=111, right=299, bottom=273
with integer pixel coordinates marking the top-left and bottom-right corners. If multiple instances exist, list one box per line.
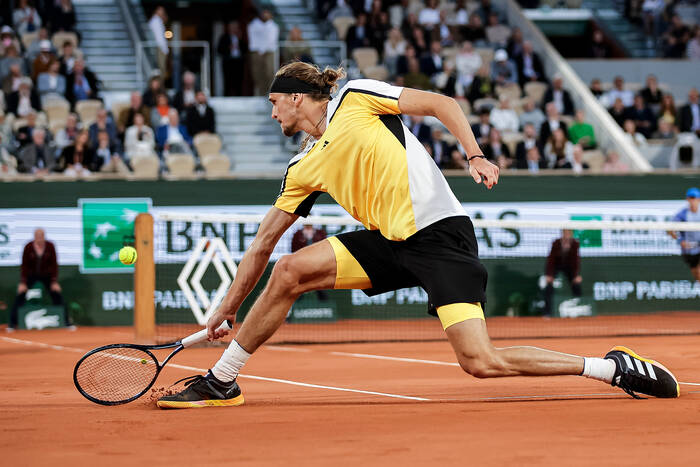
left=668, top=187, right=700, bottom=282
left=158, top=63, right=679, bottom=408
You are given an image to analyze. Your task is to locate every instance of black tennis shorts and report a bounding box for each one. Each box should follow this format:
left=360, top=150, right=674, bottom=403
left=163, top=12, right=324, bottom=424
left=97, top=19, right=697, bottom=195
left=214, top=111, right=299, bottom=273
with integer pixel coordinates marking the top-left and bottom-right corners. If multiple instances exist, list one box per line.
left=682, top=253, right=700, bottom=268
left=335, top=215, right=488, bottom=315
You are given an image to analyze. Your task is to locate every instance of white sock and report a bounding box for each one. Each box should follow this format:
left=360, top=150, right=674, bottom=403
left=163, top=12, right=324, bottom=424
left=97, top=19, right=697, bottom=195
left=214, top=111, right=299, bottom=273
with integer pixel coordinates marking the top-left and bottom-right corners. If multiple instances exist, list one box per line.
left=581, top=357, right=616, bottom=383
left=211, top=340, right=251, bottom=383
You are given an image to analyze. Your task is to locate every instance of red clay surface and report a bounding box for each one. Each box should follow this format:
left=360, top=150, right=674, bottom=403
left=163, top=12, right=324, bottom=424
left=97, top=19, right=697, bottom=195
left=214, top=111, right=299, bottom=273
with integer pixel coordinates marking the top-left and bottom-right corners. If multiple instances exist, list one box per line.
left=2, top=325, right=699, bottom=466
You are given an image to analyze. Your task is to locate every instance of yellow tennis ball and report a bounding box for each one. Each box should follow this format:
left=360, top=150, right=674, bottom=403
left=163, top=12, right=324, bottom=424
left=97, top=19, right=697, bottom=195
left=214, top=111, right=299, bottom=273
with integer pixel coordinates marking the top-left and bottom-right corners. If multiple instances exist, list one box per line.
left=119, top=246, right=138, bottom=265
left=140, top=359, right=148, bottom=365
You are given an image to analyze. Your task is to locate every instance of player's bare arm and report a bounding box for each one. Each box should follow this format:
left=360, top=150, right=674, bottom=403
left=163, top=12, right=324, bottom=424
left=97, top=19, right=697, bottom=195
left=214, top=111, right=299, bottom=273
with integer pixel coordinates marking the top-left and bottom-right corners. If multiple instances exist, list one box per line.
left=207, top=207, right=299, bottom=340
left=398, top=88, right=499, bottom=189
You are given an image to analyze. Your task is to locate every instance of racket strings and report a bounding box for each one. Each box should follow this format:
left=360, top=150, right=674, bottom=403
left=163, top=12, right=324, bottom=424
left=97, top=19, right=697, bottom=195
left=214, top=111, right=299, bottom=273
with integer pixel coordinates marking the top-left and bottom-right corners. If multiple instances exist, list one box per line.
left=75, top=347, right=158, bottom=403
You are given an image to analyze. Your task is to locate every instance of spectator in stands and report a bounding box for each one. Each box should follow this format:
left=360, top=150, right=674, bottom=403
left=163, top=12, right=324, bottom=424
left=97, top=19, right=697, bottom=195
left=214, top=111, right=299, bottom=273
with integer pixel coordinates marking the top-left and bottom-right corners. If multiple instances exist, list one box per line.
left=217, top=20, right=246, bottom=97
left=2, top=62, right=25, bottom=95
left=92, top=129, right=129, bottom=174
left=150, top=92, right=172, bottom=127
left=623, top=119, right=647, bottom=146
left=428, top=125, right=459, bottom=169
left=609, top=97, right=627, bottom=127
left=54, top=112, right=79, bottom=152
left=483, top=127, right=512, bottom=168
left=17, top=128, right=53, bottom=174
left=432, top=10, right=455, bottom=47
left=454, top=41, right=481, bottom=89
left=687, top=26, right=700, bottom=60
left=450, top=0, right=470, bottom=28
left=6, top=77, right=41, bottom=117
left=7, top=228, right=70, bottom=331
left=602, top=149, right=629, bottom=173
left=395, top=43, right=415, bottom=75
left=15, top=110, right=42, bottom=147
left=13, top=0, right=42, bottom=36
left=485, top=12, right=509, bottom=48
left=117, top=91, right=150, bottom=136
left=411, top=26, right=430, bottom=56
left=282, top=26, right=313, bottom=64
left=543, top=74, right=574, bottom=117
left=625, top=94, right=657, bottom=138
left=368, top=9, right=391, bottom=54
left=462, top=13, right=486, bottom=45
left=156, top=108, right=192, bottom=156
left=186, top=90, right=216, bottom=137
left=57, top=40, right=76, bottom=76
left=149, top=6, right=170, bottom=81
left=142, top=75, right=164, bottom=108
left=247, top=9, right=279, bottom=96
left=490, top=49, right=517, bottom=87
left=125, top=112, right=155, bottom=159
left=0, top=26, right=22, bottom=57
left=25, top=27, right=52, bottom=62
left=569, top=144, right=589, bottom=174
left=523, top=146, right=545, bottom=173
left=640, top=74, right=664, bottom=110
left=657, top=91, right=678, bottom=130
left=0, top=131, right=17, bottom=176
left=403, top=56, right=432, bottom=90
left=663, top=14, right=690, bottom=58
left=543, top=229, right=582, bottom=317
left=604, top=76, right=634, bottom=108
left=418, top=0, right=440, bottom=31
left=506, top=27, right=524, bottom=59
left=346, top=12, right=371, bottom=55
left=471, top=107, right=492, bottom=145
left=515, top=40, right=545, bottom=88
left=519, top=97, right=545, bottom=133
left=653, top=119, right=677, bottom=140
left=407, top=115, right=432, bottom=145
left=515, top=123, right=539, bottom=168
left=589, top=78, right=604, bottom=101
left=641, top=0, right=665, bottom=45
left=0, top=45, right=27, bottom=83
left=66, top=58, right=99, bottom=106
left=476, top=0, right=500, bottom=24
left=679, top=88, right=700, bottom=137
left=540, top=101, right=568, bottom=144
left=400, top=12, right=420, bottom=46
left=88, top=108, right=118, bottom=151
left=59, top=128, right=92, bottom=176
left=173, top=71, right=198, bottom=114
left=568, top=109, right=597, bottom=150
left=544, top=127, right=573, bottom=169
left=50, top=0, right=77, bottom=34
left=489, top=95, right=519, bottom=133
left=0, top=112, right=13, bottom=150
left=419, top=40, right=443, bottom=78
left=467, top=63, right=496, bottom=103
left=589, top=29, right=610, bottom=58
left=383, top=28, right=407, bottom=76
left=37, top=60, right=65, bottom=97
left=31, top=40, right=56, bottom=82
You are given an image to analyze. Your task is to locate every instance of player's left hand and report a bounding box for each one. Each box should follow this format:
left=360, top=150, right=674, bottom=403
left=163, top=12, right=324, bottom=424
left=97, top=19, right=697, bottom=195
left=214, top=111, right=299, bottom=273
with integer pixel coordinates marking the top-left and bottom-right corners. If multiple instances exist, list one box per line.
left=50, top=281, right=61, bottom=292
left=573, top=275, right=583, bottom=284
left=207, top=310, right=233, bottom=341
left=468, top=157, right=499, bottom=189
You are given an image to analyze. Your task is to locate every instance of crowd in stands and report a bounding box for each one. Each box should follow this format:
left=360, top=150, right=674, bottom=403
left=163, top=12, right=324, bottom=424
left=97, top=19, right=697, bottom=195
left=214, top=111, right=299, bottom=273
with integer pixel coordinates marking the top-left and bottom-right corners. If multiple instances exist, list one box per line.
left=0, top=2, right=223, bottom=178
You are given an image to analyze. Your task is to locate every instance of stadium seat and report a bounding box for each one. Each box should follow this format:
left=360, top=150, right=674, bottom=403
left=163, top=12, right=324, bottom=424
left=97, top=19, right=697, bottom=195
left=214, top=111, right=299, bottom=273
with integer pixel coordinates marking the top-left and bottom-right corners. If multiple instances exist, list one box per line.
left=352, top=47, right=379, bottom=71
left=12, top=118, right=28, bottom=132
left=441, top=46, right=459, bottom=64
left=44, top=100, right=70, bottom=128
left=501, top=131, right=524, bottom=156
left=473, top=97, right=499, bottom=112
left=332, top=17, right=355, bottom=41
left=524, top=82, right=548, bottom=105
left=165, top=153, right=196, bottom=176
left=670, top=133, right=700, bottom=170
left=21, top=32, right=38, bottom=50
left=75, top=100, right=103, bottom=127
left=456, top=99, right=471, bottom=117
left=193, top=133, right=223, bottom=157
left=202, top=154, right=231, bottom=176
left=475, top=47, right=495, bottom=65
left=486, top=25, right=512, bottom=46
left=131, top=155, right=160, bottom=178
left=51, top=31, right=78, bottom=50
left=496, top=84, right=522, bottom=102
left=362, top=64, right=389, bottom=81
left=109, top=101, right=130, bottom=125
left=583, top=149, right=605, bottom=173
left=49, top=119, right=66, bottom=134
left=565, top=0, right=583, bottom=8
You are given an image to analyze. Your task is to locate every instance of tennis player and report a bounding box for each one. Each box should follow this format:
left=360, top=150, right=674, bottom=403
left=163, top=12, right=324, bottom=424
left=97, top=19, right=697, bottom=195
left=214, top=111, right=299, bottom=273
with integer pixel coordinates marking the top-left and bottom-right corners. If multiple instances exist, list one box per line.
left=668, top=187, right=700, bottom=282
left=158, top=63, right=679, bottom=408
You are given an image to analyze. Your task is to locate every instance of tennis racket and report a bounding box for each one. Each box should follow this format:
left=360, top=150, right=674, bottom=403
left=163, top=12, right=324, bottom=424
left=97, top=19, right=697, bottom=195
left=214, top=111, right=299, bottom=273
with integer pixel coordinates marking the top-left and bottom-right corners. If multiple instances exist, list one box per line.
left=73, top=320, right=232, bottom=406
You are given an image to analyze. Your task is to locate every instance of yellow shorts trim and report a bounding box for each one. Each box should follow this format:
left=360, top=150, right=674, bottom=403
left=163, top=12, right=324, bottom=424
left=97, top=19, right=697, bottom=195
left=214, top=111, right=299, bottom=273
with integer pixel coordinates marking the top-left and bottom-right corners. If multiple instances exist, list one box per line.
left=327, top=236, right=372, bottom=290
left=437, top=303, right=484, bottom=330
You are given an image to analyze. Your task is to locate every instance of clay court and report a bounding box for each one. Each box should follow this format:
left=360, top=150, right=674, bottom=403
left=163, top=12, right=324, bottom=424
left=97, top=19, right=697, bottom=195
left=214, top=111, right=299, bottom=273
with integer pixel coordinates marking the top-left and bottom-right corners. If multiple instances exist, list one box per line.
left=2, top=320, right=700, bottom=466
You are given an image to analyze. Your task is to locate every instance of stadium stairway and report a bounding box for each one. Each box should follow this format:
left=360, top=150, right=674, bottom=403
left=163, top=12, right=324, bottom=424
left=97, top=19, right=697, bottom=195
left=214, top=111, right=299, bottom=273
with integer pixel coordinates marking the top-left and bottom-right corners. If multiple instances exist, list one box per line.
left=74, top=0, right=141, bottom=93
left=582, top=0, right=659, bottom=58
left=209, top=97, right=291, bottom=175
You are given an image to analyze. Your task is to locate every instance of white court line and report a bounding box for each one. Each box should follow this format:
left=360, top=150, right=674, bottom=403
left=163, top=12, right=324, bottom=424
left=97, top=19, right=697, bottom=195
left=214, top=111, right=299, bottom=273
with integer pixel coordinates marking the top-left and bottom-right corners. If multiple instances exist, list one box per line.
left=0, top=336, right=428, bottom=402
left=265, top=346, right=312, bottom=353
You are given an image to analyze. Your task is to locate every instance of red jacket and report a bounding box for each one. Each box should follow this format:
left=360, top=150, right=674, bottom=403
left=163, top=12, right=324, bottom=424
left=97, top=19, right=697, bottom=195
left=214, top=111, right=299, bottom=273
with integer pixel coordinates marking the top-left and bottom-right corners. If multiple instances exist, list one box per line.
left=291, top=228, right=326, bottom=253
left=545, top=238, right=580, bottom=277
left=20, top=241, right=58, bottom=283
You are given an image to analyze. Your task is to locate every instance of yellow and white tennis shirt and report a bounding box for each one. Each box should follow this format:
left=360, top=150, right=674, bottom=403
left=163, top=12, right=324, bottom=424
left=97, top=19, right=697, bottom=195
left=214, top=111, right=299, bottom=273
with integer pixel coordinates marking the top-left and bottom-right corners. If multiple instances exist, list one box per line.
left=274, top=79, right=466, bottom=241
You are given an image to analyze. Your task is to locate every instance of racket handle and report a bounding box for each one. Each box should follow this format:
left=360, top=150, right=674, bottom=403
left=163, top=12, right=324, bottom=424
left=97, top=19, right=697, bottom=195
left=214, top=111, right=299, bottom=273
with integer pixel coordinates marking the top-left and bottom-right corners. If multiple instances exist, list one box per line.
left=181, top=320, right=232, bottom=348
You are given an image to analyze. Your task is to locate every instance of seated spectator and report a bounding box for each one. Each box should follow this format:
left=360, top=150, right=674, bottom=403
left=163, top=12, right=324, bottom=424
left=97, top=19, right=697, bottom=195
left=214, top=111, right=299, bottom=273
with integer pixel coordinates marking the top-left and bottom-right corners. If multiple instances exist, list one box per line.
left=418, top=0, right=440, bottom=31
left=519, top=97, right=545, bottom=133
left=173, top=71, right=198, bottom=115
left=0, top=45, right=27, bottom=83
left=15, top=110, right=44, bottom=147
left=150, top=92, right=173, bottom=128
left=455, top=41, right=482, bottom=89
left=471, top=107, right=492, bottom=145
left=156, top=108, right=193, bottom=156
left=653, top=119, right=677, bottom=140
left=186, top=90, right=216, bottom=137
left=515, top=40, right=545, bottom=87
left=400, top=12, right=420, bottom=47
left=428, top=125, right=459, bottom=169
left=489, top=95, right=518, bottom=133
left=450, top=0, right=470, bottom=28
left=640, top=74, right=663, bottom=110
left=490, top=49, right=518, bottom=87
left=6, top=77, right=41, bottom=117
left=483, top=128, right=512, bottom=168
left=609, top=97, right=627, bottom=127
left=432, top=10, right=455, bottom=47
left=540, top=101, right=568, bottom=144
left=383, top=28, right=407, bottom=76
left=54, top=112, right=79, bottom=152
left=485, top=12, right=509, bottom=47
left=515, top=123, right=539, bottom=168
left=687, top=26, right=700, bottom=60
left=506, top=26, right=524, bottom=58
left=24, top=27, right=52, bottom=62
left=58, top=129, right=92, bottom=176
left=411, top=25, right=429, bottom=56
left=568, top=109, right=597, bottom=149
left=31, top=40, right=57, bottom=82
left=395, top=44, right=416, bottom=76
left=602, top=149, right=629, bottom=173
left=65, top=58, right=99, bottom=106
left=13, top=0, right=41, bottom=36
left=0, top=111, right=13, bottom=150
left=92, top=130, right=129, bottom=173
left=117, top=91, right=151, bottom=136
left=623, top=119, right=647, bottom=146
left=17, top=128, right=53, bottom=174
left=407, top=115, right=432, bottom=145
left=466, top=64, right=496, bottom=103
left=88, top=108, right=118, bottom=150
left=37, top=60, right=66, bottom=97
left=476, top=0, right=500, bottom=23
left=403, top=56, right=432, bottom=90
left=604, top=76, right=634, bottom=108
left=523, top=145, right=545, bottom=173
left=543, top=74, right=574, bottom=117
left=282, top=26, right=313, bottom=64
left=2, top=63, right=26, bottom=95
left=368, top=8, right=390, bottom=54
left=663, top=14, right=690, bottom=58
left=58, top=40, right=77, bottom=76
left=142, top=75, right=165, bottom=108
left=461, top=14, right=486, bottom=45
left=569, top=144, right=589, bottom=174
left=0, top=132, right=17, bottom=175
left=346, top=12, right=371, bottom=55
left=589, top=30, right=609, bottom=58
left=51, top=0, right=77, bottom=34
left=625, top=94, right=656, bottom=138
left=679, top=88, right=700, bottom=137
left=589, top=78, right=604, bottom=100
left=124, top=113, right=155, bottom=158
left=543, top=127, right=573, bottom=169
left=641, top=0, right=664, bottom=41
left=419, top=40, right=444, bottom=78
left=0, top=26, right=22, bottom=57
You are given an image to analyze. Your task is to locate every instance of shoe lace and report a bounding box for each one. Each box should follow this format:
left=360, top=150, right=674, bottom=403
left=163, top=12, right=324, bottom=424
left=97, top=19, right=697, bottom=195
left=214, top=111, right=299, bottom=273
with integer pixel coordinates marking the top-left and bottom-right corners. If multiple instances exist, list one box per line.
left=618, top=372, right=647, bottom=400
left=170, top=374, right=205, bottom=388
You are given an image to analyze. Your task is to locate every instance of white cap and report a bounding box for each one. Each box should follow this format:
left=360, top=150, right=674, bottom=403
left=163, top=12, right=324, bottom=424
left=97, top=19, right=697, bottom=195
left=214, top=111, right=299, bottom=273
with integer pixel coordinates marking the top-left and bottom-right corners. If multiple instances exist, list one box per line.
left=40, top=40, right=52, bottom=51
left=494, top=49, right=508, bottom=61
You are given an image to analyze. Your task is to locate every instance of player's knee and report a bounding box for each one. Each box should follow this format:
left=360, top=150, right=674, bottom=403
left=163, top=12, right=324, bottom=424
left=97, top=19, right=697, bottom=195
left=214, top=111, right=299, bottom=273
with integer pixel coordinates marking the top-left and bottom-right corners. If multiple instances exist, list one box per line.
left=270, top=255, right=301, bottom=292
left=456, top=351, right=505, bottom=379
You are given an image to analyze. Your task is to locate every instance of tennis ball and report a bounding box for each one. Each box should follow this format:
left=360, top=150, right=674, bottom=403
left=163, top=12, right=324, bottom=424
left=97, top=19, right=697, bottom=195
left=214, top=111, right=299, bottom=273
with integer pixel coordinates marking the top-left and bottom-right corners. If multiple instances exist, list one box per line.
left=119, top=246, right=138, bottom=265
left=140, top=359, right=148, bottom=365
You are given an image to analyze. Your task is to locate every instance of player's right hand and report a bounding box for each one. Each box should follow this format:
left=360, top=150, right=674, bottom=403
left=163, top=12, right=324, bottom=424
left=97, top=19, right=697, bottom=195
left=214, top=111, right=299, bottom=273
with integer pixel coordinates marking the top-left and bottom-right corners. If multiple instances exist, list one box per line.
left=17, top=282, right=27, bottom=294
left=468, top=157, right=499, bottom=189
left=206, top=311, right=233, bottom=341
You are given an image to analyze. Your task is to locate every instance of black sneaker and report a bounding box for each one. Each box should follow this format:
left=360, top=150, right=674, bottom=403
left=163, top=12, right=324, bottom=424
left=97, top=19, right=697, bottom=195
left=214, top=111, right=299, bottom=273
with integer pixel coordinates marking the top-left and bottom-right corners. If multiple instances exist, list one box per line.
left=157, top=371, right=244, bottom=409
left=605, top=346, right=679, bottom=399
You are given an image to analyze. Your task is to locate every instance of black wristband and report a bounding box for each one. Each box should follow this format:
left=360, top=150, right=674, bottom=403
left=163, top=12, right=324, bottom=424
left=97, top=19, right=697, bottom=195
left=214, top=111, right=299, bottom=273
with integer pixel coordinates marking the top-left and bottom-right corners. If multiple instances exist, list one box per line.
left=467, top=155, right=486, bottom=161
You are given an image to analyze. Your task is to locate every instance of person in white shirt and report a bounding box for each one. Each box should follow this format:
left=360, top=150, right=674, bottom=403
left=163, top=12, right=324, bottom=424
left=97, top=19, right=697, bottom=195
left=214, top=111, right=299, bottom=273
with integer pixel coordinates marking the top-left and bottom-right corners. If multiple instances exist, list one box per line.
left=489, top=95, right=519, bottom=133
left=455, top=41, right=482, bottom=89
left=247, top=10, right=280, bottom=96
left=570, top=144, right=589, bottom=174
left=13, top=0, right=42, bottom=36
left=623, top=119, right=647, bottom=146
left=418, top=0, right=441, bottom=31
left=125, top=113, right=156, bottom=159
left=148, top=6, right=169, bottom=80
left=603, top=76, right=634, bottom=108
left=383, top=28, right=407, bottom=76
left=519, top=97, right=546, bottom=133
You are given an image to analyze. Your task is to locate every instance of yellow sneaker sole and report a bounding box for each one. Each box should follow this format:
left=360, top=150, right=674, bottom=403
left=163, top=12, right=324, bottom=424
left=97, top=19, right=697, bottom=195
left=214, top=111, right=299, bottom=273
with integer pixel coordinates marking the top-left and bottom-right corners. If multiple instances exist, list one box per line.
left=157, top=394, right=245, bottom=409
left=610, top=346, right=680, bottom=397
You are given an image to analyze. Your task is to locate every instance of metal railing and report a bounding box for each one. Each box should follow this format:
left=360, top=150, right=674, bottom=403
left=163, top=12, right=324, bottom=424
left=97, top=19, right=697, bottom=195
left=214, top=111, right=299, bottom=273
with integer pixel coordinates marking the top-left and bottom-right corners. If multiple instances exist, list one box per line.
left=278, top=40, right=347, bottom=67
left=116, top=0, right=154, bottom=83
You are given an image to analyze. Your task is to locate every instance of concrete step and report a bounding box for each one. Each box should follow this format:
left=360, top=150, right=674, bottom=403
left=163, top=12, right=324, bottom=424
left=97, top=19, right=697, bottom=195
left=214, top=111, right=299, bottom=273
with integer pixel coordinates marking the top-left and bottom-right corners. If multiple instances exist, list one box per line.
left=86, top=55, right=136, bottom=65
left=81, top=30, right=130, bottom=40
left=226, top=143, right=287, bottom=155
left=223, top=134, right=283, bottom=145
left=75, top=21, right=127, bottom=31
left=80, top=39, right=132, bottom=48
left=102, top=80, right=141, bottom=90
left=210, top=97, right=271, bottom=113
left=216, top=113, right=272, bottom=125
